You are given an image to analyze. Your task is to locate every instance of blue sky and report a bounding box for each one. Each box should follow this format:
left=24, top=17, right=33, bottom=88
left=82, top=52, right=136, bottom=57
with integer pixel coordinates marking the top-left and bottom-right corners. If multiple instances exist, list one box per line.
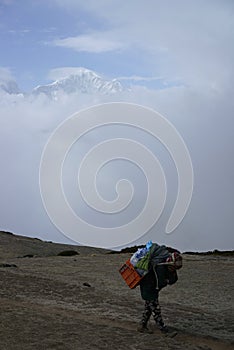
left=2, top=0, right=232, bottom=91
left=0, top=0, right=168, bottom=90
left=0, top=0, right=234, bottom=250
left=0, top=0, right=104, bottom=89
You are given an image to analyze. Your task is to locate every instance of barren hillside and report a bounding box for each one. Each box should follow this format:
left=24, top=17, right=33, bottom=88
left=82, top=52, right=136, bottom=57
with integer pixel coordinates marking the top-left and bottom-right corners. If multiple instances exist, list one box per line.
left=0, top=231, right=233, bottom=350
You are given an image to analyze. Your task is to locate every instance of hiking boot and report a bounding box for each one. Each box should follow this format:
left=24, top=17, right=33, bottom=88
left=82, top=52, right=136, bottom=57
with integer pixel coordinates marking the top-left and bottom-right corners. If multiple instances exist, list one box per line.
left=159, top=325, right=169, bottom=334
left=155, top=319, right=168, bottom=333
left=159, top=325, right=177, bottom=337
left=137, top=324, right=153, bottom=334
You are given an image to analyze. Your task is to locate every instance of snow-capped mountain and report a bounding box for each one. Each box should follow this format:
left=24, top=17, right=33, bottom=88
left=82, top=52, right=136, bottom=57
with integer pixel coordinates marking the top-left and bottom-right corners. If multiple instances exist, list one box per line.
left=0, top=79, right=21, bottom=95
left=32, top=68, right=123, bottom=99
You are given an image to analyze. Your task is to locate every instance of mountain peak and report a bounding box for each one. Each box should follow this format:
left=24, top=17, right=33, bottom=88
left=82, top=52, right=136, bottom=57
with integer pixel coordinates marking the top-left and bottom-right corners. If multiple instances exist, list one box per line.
left=33, top=68, right=123, bottom=99
left=0, top=79, right=21, bottom=95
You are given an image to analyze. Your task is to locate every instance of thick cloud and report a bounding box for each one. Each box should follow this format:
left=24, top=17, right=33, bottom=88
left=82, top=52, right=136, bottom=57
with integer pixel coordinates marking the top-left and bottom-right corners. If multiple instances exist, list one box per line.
left=0, top=77, right=233, bottom=251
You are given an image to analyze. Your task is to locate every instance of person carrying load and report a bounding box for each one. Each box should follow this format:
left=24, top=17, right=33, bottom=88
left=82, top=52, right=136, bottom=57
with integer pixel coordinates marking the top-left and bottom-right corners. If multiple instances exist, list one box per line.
left=130, top=242, right=182, bottom=334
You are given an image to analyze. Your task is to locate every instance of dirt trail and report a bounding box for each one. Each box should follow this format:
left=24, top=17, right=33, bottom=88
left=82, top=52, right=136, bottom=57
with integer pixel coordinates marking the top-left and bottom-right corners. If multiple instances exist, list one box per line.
left=0, top=237, right=233, bottom=350
left=0, top=297, right=233, bottom=350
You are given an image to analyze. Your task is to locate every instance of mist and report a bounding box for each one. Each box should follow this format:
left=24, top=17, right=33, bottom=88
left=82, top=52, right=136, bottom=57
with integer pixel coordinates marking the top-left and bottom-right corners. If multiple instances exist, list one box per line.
left=0, top=79, right=233, bottom=251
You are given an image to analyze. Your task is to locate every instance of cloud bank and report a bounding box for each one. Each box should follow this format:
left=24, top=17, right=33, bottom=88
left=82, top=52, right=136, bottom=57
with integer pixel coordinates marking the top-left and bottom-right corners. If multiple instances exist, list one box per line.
left=0, top=71, right=233, bottom=251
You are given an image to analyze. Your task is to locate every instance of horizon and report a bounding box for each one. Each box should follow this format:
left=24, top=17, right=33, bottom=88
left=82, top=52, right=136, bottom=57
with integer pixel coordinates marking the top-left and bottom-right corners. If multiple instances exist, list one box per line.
left=1, top=229, right=234, bottom=254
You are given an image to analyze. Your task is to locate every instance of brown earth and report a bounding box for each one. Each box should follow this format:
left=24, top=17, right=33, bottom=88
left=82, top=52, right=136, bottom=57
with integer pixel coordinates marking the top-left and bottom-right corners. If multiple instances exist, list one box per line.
left=0, top=231, right=233, bottom=350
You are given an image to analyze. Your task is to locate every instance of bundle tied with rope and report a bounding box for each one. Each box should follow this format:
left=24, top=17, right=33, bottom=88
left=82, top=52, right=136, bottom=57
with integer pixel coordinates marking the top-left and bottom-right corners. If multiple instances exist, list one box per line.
left=134, top=243, right=183, bottom=276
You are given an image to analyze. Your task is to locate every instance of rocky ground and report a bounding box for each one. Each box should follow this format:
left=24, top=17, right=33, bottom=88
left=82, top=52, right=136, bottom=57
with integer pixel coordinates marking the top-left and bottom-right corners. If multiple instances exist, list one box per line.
left=0, top=231, right=233, bottom=350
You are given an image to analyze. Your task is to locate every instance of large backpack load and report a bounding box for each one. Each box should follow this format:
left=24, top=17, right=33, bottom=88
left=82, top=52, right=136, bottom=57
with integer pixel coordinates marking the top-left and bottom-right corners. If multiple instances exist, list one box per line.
left=135, top=243, right=182, bottom=274
left=119, top=242, right=182, bottom=289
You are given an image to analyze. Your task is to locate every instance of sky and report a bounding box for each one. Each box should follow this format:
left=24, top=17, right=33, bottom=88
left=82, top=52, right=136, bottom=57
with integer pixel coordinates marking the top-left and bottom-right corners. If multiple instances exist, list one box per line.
left=0, top=0, right=233, bottom=251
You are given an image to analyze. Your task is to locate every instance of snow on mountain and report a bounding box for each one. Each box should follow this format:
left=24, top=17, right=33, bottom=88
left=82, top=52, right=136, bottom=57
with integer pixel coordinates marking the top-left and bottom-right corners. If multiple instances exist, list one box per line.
left=0, top=79, right=21, bottom=95
left=32, top=68, right=123, bottom=99
left=0, top=78, right=24, bottom=106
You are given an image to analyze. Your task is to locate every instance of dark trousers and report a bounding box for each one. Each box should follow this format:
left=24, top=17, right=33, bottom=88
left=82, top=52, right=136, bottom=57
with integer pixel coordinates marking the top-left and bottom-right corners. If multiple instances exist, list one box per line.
left=140, top=299, right=165, bottom=329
